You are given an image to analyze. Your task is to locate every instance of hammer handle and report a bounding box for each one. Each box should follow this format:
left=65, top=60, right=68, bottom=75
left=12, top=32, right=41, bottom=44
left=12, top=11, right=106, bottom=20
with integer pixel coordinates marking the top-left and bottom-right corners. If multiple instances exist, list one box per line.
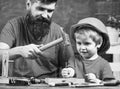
left=39, top=37, right=63, bottom=51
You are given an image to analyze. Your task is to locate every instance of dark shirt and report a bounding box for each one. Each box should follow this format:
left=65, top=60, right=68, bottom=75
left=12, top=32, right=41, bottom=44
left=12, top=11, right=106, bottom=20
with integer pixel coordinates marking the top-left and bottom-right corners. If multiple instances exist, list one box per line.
left=0, top=15, right=74, bottom=78
left=67, top=55, right=114, bottom=81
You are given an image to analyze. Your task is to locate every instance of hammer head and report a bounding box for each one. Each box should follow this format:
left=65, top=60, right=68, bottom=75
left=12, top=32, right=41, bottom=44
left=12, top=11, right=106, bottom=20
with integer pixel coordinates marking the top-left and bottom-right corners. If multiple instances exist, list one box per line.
left=61, top=28, right=70, bottom=46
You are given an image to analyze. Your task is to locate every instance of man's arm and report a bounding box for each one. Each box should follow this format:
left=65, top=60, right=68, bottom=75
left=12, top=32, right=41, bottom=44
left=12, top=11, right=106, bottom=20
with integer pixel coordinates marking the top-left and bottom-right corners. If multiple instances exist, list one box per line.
left=0, top=42, right=44, bottom=60
left=0, top=42, right=22, bottom=60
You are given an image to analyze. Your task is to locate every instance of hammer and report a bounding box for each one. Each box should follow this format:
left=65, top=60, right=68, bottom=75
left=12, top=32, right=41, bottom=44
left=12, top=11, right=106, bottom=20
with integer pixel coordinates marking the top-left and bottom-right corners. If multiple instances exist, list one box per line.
left=38, top=28, right=70, bottom=51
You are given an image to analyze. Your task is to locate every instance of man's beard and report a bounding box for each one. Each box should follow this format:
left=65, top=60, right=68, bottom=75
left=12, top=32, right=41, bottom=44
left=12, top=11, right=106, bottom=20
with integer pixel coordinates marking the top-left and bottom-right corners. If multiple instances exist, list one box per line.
left=27, top=12, right=51, bottom=40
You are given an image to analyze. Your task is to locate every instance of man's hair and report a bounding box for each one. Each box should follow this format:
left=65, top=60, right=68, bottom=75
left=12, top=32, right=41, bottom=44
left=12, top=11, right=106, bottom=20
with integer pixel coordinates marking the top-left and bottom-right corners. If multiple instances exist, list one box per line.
left=30, top=0, right=58, bottom=4
left=74, top=26, right=103, bottom=45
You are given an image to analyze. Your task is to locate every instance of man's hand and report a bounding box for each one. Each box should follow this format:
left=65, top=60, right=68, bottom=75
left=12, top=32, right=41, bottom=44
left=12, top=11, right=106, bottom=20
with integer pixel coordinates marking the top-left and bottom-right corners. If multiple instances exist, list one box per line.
left=61, top=67, right=75, bottom=78
left=17, top=44, right=43, bottom=58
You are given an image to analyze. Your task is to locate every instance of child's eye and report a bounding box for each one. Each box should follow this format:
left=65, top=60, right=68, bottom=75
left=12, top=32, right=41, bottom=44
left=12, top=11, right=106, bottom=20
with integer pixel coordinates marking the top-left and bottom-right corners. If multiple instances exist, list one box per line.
left=77, top=42, right=81, bottom=45
left=84, top=42, right=91, bottom=45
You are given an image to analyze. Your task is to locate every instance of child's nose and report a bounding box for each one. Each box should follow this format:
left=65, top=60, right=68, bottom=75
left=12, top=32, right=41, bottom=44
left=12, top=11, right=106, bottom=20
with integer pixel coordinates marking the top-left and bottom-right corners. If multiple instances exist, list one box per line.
left=80, top=45, right=86, bottom=50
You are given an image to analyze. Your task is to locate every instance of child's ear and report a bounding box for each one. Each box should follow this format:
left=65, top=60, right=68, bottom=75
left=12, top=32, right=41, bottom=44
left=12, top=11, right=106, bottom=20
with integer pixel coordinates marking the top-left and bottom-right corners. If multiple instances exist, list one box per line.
left=97, top=44, right=102, bottom=48
left=97, top=40, right=103, bottom=48
left=97, top=37, right=103, bottom=48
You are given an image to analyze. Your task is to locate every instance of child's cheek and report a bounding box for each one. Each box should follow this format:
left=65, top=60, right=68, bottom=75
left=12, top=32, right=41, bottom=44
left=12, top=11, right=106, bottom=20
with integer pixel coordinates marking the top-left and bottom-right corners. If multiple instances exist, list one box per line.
left=76, top=44, right=80, bottom=51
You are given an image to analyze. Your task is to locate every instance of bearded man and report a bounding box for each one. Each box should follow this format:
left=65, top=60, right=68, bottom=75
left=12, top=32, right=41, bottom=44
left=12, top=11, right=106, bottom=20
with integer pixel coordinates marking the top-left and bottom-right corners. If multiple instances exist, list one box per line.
left=0, top=0, right=74, bottom=78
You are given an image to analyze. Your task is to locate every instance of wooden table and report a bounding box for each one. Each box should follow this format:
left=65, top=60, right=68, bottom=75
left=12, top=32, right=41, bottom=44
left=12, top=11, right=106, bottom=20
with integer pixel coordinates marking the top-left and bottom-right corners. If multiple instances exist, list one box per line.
left=0, top=84, right=119, bottom=89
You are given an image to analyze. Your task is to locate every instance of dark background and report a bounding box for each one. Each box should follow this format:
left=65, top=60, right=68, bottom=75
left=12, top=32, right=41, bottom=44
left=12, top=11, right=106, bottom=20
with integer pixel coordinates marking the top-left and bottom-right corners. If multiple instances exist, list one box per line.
left=0, top=0, right=120, bottom=34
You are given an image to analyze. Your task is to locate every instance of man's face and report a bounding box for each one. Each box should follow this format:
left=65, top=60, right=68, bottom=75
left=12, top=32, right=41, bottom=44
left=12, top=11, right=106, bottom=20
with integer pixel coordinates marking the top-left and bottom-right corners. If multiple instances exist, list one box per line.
left=26, top=1, right=56, bottom=40
left=28, top=1, right=56, bottom=22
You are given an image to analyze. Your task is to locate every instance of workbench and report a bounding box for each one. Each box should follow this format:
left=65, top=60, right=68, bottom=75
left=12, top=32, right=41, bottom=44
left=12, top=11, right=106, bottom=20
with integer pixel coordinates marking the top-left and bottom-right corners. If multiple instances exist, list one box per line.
left=0, top=84, right=119, bottom=89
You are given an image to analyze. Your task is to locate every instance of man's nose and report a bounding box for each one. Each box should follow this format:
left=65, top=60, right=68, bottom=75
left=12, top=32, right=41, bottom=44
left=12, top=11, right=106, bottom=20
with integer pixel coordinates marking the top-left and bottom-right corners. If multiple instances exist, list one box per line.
left=41, top=10, right=49, bottom=19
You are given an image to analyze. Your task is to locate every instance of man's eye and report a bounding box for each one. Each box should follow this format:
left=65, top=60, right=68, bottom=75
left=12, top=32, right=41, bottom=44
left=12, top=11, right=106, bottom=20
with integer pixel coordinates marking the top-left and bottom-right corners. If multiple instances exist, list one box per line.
left=37, top=7, right=45, bottom=11
left=47, top=9, right=54, bottom=13
left=37, top=7, right=54, bottom=13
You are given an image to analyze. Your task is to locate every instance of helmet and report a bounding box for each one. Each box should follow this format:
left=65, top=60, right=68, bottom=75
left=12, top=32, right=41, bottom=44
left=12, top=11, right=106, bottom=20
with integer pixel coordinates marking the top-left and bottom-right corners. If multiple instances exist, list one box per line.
left=70, top=17, right=110, bottom=54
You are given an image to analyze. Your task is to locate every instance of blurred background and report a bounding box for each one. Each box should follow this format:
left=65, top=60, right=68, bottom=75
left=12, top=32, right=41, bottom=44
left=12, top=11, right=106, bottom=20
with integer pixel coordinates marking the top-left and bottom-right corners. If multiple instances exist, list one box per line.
left=0, top=0, right=120, bottom=62
left=0, top=0, right=120, bottom=33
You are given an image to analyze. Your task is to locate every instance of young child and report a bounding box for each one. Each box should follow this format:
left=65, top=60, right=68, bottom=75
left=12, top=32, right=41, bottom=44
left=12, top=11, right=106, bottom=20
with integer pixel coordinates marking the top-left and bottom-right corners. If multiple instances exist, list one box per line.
left=61, top=17, right=115, bottom=83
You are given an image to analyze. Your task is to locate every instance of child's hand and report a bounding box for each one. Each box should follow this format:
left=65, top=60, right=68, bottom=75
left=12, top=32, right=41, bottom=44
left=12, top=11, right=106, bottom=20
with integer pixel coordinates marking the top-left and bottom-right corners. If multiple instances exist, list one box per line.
left=85, top=73, right=101, bottom=83
left=61, top=68, right=75, bottom=78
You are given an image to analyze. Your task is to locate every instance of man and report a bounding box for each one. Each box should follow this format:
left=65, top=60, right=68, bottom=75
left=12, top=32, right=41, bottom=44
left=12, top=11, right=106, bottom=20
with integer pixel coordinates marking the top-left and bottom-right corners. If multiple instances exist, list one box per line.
left=0, top=0, right=74, bottom=78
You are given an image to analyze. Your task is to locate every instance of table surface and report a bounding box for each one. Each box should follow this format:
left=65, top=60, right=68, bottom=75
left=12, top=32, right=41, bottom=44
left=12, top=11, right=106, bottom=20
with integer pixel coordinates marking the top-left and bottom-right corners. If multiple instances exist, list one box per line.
left=0, top=84, right=119, bottom=89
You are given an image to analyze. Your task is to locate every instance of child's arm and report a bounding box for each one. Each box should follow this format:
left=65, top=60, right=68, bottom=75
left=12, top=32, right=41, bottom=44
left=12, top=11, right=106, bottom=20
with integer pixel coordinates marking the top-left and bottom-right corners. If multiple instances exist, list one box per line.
left=102, top=61, right=115, bottom=81
left=61, top=67, right=75, bottom=78
left=61, top=56, right=76, bottom=78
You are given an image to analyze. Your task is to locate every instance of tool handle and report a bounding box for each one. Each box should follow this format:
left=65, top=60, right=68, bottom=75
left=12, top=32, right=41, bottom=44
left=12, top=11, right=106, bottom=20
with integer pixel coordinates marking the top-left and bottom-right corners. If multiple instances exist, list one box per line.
left=39, top=37, right=63, bottom=51
left=103, top=80, right=120, bottom=86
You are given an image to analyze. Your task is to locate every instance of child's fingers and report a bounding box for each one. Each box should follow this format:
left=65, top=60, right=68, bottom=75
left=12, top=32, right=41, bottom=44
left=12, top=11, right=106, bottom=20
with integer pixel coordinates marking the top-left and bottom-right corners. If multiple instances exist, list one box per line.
left=86, top=73, right=96, bottom=79
left=61, top=68, right=75, bottom=78
left=89, top=79, right=97, bottom=83
left=67, top=68, right=75, bottom=77
left=61, top=68, right=69, bottom=77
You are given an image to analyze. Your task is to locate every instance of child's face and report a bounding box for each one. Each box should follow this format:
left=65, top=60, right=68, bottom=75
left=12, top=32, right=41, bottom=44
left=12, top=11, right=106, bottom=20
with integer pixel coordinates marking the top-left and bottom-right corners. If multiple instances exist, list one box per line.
left=75, top=33, right=98, bottom=60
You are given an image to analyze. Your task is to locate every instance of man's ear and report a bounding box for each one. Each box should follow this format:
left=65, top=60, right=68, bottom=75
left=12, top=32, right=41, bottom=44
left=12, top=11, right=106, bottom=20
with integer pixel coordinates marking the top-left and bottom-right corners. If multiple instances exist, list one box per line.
left=26, top=0, right=32, bottom=10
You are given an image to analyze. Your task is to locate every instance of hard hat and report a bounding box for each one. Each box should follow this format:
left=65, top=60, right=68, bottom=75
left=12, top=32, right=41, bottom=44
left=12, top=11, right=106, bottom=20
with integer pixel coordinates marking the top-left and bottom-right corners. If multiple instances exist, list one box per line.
left=70, top=17, right=110, bottom=54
